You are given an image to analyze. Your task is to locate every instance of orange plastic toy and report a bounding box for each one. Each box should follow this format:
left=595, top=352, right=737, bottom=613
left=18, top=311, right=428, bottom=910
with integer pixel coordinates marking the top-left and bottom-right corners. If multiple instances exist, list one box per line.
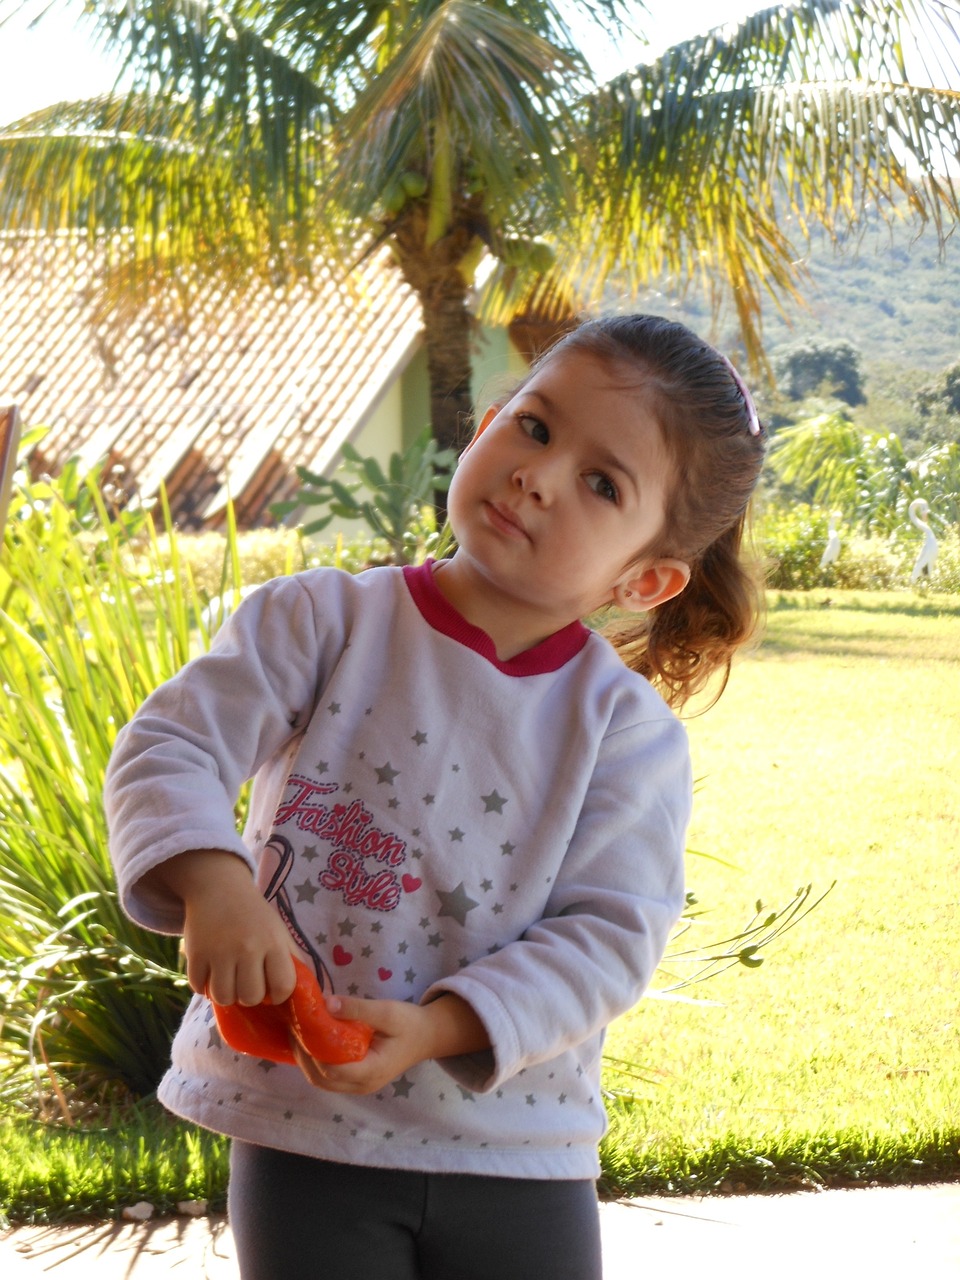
left=211, top=956, right=373, bottom=1066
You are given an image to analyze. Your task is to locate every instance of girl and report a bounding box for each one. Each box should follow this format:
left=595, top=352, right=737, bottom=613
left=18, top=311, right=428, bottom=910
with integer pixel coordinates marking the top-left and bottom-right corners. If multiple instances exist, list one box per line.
left=105, top=313, right=765, bottom=1280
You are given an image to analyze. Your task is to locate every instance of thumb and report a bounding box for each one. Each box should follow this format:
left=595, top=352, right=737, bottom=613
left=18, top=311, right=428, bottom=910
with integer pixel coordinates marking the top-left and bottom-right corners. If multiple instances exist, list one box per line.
left=328, top=994, right=396, bottom=1031
left=324, top=992, right=362, bottom=1020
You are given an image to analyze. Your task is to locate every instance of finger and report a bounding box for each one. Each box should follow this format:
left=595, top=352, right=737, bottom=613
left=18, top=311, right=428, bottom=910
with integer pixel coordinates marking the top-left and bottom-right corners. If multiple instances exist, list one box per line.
left=330, top=995, right=394, bottom=1028
left=264, top=949, right=298, bottom=1004
left=234, top=960, right=269, bottom=1008
left=202, top=966, right=238, bottom=1007
left=187, top=955, right=213, bottom=999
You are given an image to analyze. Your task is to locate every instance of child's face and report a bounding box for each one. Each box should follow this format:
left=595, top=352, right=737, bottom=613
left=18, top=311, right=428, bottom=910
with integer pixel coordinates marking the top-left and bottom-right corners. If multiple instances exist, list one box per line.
left=446, top=349, right=682, bottom=628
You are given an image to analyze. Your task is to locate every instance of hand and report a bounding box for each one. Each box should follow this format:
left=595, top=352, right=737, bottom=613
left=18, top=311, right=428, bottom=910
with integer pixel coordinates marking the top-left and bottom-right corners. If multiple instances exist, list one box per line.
left=292, top=993, right=489, bottom=1095
left=145, top=850, right=299, bottom=1006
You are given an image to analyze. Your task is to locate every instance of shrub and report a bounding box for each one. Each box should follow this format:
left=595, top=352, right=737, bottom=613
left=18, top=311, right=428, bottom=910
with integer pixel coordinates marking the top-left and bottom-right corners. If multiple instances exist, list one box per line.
left=0, top=470, right=233, bottom=1110
left=757, top=504, right=831, bottom=589
left=758, top=501, right=959, bottom=593
left=830, top=534, right=902, bottom=590
left=143, top=528, right=393, bottom=600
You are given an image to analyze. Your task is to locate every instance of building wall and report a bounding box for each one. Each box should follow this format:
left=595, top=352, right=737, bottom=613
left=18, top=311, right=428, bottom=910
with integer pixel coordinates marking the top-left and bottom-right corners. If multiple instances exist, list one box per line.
left=304, top=326, right=526, bottom=551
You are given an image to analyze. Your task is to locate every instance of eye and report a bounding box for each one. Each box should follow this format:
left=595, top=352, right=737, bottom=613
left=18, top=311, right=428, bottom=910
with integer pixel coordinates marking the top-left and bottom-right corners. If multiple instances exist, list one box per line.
left=585, top=472, right=619, bottom=504
left=518, top=413, right=549, bottom=445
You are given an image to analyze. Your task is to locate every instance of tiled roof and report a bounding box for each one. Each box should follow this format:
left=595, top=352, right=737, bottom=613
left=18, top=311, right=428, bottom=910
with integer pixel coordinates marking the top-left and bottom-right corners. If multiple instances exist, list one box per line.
left=0, top=233, right=423, bottom=527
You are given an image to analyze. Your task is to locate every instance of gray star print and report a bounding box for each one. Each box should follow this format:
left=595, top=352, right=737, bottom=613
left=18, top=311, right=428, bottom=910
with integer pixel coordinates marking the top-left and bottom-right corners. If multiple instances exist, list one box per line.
left=481, top=789, right=508, bottom=814
left=393, top=1075, right=415, bottom=1098
left=412, top=730, right=428, bottom=746
left=327, top=701, right=341, bottom=715
left=449, top=827, right=465, bottom=842
left=295, top=879, right=318, bottom=903
left=436, top=882, right=479, bottom=926
left=375, top=762, right=400, bottom=785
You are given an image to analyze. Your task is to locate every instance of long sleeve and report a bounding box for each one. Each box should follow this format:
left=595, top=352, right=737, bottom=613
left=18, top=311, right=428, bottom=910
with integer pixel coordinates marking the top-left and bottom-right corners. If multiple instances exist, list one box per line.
left=423, top=710, right=690, bottom=1092
left=105, top=573, right=344, bottom=934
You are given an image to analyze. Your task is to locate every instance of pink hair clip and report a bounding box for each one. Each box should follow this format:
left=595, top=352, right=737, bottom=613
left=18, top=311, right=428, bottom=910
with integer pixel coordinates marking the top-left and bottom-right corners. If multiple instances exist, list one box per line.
left=720, top=354, right=761, bottom=437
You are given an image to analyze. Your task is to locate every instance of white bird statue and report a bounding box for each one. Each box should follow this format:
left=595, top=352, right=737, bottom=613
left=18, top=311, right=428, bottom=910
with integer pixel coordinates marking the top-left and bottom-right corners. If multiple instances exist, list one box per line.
left=908, top=498, right=938, bottom=584
left=819, top=512, right=841, bottom=570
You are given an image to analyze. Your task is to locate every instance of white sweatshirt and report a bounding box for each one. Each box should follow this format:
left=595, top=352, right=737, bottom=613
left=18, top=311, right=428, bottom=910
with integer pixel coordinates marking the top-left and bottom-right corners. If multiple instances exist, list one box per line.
left=105, top=561, right=690, bottom=1179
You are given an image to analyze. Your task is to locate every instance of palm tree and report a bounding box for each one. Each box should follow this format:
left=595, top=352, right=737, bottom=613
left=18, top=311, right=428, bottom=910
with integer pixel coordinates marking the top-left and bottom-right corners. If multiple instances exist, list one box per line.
left=770, top=412, right=960, bottom=531
left=1, top=0, right=959, bottom=456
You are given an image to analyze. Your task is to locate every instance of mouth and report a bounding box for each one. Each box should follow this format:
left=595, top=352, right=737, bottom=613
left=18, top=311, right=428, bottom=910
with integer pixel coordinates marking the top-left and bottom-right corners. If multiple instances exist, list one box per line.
left=484, top=501, right=530, bottom=541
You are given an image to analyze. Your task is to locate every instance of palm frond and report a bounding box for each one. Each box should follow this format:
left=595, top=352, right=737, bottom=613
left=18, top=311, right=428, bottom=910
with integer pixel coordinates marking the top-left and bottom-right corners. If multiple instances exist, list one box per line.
left=325, top=2, right=583, bottom=226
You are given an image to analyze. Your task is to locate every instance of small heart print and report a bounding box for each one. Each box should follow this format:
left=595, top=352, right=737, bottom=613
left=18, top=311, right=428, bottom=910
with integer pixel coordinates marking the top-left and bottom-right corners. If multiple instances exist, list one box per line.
left=402, top=874, right=422, bottom=893
left=332, top=945, right=353, bottom=966
left=378, top=967, right=393, bottom=981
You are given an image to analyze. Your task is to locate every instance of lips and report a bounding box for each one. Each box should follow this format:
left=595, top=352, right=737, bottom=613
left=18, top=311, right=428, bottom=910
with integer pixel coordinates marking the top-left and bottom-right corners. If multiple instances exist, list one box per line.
left=484, top=500, right=529, bottom=540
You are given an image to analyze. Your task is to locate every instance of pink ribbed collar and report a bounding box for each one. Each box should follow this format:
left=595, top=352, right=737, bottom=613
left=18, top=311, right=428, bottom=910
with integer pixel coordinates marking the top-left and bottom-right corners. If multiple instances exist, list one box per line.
left=402, top=561, right=590, bottom=676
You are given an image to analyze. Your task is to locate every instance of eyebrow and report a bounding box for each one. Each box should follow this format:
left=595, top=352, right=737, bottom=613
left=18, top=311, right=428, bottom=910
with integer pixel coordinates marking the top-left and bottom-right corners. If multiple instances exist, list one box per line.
left=525, top=389, right=641, bottom=497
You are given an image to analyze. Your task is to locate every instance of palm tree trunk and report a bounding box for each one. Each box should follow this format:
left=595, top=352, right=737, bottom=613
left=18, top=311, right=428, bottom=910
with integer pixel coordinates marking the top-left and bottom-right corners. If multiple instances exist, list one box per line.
left=419, top=271, right=476, bottom=457
left=391, top=210, right=481, bottom=515
left=391, top=210, right=479, bottom=453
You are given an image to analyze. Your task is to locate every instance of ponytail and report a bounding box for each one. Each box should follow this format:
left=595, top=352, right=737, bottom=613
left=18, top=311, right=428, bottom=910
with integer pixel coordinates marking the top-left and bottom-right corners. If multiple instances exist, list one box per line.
left=605, top=516, right=766, bottom=711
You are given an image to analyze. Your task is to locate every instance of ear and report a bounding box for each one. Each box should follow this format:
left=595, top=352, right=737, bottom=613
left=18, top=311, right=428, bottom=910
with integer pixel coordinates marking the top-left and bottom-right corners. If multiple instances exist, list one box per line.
left=612, top=559, right=690, bottom=613
left=462, top=406, right=498, bottom=452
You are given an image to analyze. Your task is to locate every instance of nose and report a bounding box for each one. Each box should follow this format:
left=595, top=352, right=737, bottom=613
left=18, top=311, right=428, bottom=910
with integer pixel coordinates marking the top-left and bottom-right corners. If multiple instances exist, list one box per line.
left=512, top=454, right=559, bottom=504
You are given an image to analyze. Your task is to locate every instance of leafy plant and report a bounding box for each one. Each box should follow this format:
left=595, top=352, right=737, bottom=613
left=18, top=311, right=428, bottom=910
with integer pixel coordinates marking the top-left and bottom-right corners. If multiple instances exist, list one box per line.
left=273, top=427, right=457, bottom=565
left=769, top=415, right=960, bottom=534
left=0, top=455, right=246, bottom=1110
left=758, top=503, right=833, bottom=590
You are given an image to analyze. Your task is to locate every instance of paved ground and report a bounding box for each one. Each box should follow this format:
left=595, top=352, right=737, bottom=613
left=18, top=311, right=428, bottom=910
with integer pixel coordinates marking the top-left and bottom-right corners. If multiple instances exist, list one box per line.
left=4, top=1181, right=959, bottom=1278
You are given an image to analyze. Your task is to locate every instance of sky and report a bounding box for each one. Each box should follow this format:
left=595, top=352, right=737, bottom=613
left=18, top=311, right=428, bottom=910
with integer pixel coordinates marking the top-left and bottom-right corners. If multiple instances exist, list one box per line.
left=0, top=1, right=764, bottom=127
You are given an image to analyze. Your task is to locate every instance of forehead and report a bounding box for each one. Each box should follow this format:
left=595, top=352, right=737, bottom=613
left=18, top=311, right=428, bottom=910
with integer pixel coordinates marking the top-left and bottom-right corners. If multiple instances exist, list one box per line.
left=517, top=351, right=664, bottom=443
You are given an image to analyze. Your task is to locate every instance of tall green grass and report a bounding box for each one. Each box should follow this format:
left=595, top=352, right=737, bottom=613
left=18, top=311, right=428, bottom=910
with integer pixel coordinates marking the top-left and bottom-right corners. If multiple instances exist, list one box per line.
left=601, top=590, right=960, bottom=1194
left=0, top=472, right=240, bottom=1107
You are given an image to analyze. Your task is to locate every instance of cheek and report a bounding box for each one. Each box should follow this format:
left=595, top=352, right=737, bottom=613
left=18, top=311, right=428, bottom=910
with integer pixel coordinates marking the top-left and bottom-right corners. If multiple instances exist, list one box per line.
left=445, top=454, right=480, bottom=525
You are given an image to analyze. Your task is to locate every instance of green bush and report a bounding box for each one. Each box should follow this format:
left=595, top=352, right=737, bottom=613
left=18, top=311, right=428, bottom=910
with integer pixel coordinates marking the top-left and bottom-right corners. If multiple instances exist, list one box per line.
left=758, top=502, right=959, bottom=592
left=758, top=504, right=831, bottom=589
left=143, top=527, right=385, bottom=599
left=0, top=469, right=235, bottom=1110
left=273, top=426, right=456, bottom=565
left=829, top=534, right=902, bottom=590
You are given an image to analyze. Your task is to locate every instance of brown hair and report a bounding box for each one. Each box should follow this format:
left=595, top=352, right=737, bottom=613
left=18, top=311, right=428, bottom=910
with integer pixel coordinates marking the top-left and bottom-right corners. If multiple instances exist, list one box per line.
left=531, top=314, right=767, bottom=710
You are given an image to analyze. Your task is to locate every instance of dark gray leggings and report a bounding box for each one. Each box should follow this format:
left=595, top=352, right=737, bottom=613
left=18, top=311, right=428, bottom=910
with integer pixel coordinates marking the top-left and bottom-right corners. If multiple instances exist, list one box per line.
left=228, top=1140, right=603, bottom=1280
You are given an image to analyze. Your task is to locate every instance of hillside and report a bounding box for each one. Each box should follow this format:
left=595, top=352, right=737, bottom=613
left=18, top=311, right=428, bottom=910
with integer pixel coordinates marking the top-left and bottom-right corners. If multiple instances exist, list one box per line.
left=633, top=214, right=960, bottom=377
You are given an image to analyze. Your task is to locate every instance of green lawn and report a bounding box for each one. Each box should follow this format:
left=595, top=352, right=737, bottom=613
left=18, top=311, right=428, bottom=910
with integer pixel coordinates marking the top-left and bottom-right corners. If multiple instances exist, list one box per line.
left=601, top=590, right=960, bottom=1194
